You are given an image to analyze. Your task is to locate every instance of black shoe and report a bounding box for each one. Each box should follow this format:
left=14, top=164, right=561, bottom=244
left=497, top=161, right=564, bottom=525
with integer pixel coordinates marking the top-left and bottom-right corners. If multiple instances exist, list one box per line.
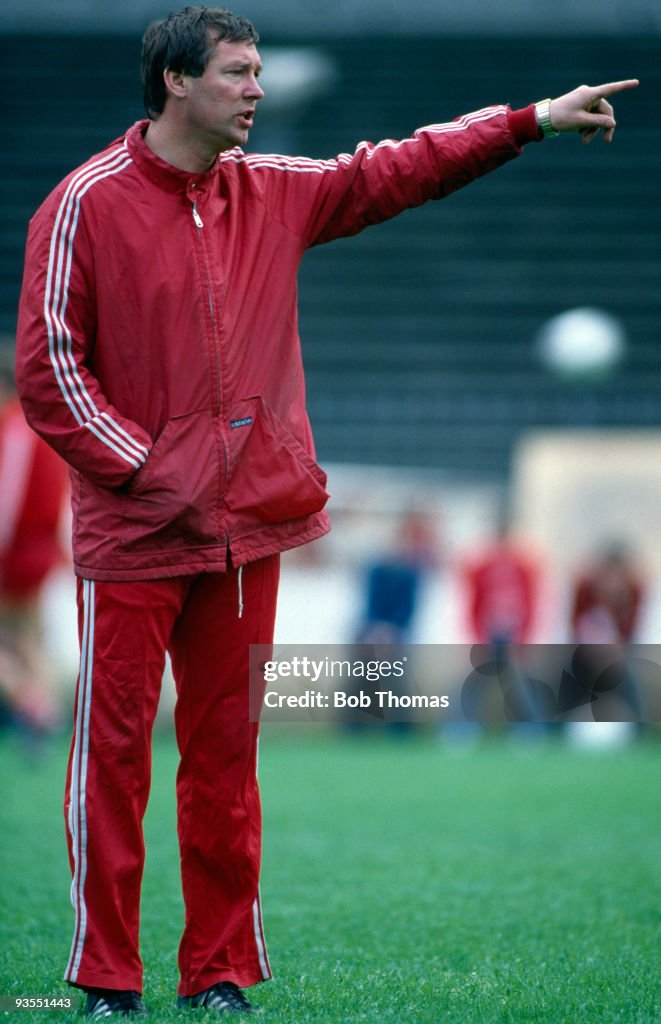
left=85, top=989, right=147, bottom=1018
left=177, top=982, right=254, bottom=1013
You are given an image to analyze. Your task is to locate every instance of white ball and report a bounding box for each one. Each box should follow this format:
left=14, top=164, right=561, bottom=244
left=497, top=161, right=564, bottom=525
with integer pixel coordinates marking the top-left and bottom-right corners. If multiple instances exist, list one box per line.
left=537, top=307, right=625, bottom=382
left=566, top=721, right=636, bottom=749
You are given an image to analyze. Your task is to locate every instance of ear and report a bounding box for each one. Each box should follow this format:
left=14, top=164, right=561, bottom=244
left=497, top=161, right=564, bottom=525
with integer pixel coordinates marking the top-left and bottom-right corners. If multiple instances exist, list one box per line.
left=163, top=67, right=188, bottom=102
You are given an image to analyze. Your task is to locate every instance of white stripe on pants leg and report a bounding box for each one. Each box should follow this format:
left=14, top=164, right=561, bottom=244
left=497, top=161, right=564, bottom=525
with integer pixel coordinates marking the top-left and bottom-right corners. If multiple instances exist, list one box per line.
left=252, top=891, right=271, bottom=979
left=65, top=579, right=95, bottom=983
left=252, top=734, right=270, bottom=978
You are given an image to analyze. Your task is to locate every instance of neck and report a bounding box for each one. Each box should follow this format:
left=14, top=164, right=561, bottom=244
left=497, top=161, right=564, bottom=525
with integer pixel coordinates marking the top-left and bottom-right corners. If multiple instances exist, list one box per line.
left=144, top=118, right=218, bottom=174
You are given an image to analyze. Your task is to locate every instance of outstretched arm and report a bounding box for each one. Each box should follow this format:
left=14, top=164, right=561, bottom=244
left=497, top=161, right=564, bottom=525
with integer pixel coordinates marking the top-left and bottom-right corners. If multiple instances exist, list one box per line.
left=547, top=79, right=639, bottom=143
left=265, top=80, right=638, bottom=247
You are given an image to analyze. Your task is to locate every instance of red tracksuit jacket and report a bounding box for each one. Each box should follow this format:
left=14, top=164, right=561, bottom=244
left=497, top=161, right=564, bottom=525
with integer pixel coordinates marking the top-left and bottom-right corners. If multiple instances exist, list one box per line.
left=16, top=106, right=539, bottom=581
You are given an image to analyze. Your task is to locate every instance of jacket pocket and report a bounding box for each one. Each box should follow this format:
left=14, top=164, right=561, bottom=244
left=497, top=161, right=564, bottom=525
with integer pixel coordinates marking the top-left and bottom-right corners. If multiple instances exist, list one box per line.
left=121, top=408, right=221, bottom=553
left=225, top=396, right=329, bottom=526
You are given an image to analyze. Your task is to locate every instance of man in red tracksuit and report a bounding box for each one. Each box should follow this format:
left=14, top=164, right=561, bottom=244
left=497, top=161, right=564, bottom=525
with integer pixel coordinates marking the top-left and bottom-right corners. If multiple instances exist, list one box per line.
left=15, top=5, right=638, bottom=1017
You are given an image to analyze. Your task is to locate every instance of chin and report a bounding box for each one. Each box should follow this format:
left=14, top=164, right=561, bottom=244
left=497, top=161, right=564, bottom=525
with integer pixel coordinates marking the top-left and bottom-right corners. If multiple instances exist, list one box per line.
left=221, top=132, right=248, bottom=152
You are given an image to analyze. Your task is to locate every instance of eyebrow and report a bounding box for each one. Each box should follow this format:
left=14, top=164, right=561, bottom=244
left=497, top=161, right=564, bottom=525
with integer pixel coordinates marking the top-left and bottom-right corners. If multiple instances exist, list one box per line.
left=223, top=61, right=263, bottom=74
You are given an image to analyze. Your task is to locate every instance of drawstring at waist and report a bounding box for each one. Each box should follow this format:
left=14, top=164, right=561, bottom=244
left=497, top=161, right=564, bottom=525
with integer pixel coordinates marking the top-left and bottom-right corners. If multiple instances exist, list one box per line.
left=237, top=564, right=244, bottom=619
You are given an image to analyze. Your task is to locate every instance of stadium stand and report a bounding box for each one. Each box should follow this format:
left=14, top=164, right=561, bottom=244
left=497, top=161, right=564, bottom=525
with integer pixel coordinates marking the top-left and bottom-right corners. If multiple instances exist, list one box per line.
left=1, top=34, right=658, bottom=478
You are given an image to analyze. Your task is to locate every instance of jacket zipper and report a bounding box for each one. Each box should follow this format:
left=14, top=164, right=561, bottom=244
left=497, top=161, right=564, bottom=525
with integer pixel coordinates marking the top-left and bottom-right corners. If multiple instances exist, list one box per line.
left=192, top=202, right=204, bottom=230
left=191, top=198, right=221, bottom=412
left=190, top=194, right=230, bottom=545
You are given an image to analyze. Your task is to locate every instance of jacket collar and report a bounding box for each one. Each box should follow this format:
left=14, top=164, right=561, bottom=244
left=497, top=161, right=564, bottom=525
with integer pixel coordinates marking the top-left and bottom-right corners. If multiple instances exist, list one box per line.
left=125, top=119, right=234, bottom=194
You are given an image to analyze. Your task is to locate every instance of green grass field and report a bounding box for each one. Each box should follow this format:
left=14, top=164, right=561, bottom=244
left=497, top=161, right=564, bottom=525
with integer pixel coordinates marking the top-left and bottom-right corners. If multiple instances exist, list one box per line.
left=1, top=727, right=659, bottom=1022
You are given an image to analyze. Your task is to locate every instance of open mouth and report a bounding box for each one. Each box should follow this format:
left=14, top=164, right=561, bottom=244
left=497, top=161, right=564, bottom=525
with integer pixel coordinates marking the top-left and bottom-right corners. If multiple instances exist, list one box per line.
left=237, top=110, right=255, bottom=128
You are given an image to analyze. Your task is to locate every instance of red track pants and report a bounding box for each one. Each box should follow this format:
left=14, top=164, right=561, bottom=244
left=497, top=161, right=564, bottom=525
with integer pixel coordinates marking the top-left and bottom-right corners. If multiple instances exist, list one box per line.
left=63, top=556, right=280, bottom=996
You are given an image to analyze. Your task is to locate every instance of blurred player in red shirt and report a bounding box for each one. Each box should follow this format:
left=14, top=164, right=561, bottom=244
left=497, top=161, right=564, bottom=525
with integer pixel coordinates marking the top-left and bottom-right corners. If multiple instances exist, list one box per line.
left=567, top=541, right=645, bottom=724
left=457, top=517, right=547, bottom=727
left=463, top=519, right=542, bottom=647
left=570, top=541, right=644, bottom=644
left=0, top=336, right=69, bottom=739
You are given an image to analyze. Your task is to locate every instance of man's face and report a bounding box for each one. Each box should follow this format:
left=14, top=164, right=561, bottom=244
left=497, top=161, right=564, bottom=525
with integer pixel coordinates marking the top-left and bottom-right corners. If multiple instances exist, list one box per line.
left=181, top=38, right=264, bottom=152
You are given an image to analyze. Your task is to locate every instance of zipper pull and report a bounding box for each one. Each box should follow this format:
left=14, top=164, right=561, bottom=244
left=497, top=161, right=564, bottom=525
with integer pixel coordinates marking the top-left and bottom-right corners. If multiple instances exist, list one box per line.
left=192, top=200, right=203, bottom=229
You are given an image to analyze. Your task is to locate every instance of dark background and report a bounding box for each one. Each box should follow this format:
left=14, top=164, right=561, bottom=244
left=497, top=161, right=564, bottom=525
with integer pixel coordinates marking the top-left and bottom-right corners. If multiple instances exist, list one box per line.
left=2, top=33, right=658, bottom=477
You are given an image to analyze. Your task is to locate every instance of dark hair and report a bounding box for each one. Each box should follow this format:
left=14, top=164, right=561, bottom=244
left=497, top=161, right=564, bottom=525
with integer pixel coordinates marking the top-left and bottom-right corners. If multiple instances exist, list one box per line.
left=141, top=6, right=259, bottom=118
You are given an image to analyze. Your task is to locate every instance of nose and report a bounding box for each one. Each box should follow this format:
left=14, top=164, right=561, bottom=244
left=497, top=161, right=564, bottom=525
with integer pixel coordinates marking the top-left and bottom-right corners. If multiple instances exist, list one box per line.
left=247, top=74, right=265, bottom=101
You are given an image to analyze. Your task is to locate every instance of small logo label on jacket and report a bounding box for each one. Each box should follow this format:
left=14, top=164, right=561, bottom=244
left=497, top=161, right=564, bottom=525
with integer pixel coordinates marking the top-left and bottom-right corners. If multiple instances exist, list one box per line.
left=230, top=416, right=253, bottom=429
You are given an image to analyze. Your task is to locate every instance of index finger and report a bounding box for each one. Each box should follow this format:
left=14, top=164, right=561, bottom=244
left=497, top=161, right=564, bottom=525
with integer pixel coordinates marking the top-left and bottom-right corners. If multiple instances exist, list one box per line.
left=591, top=79, right=640, bottom=97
